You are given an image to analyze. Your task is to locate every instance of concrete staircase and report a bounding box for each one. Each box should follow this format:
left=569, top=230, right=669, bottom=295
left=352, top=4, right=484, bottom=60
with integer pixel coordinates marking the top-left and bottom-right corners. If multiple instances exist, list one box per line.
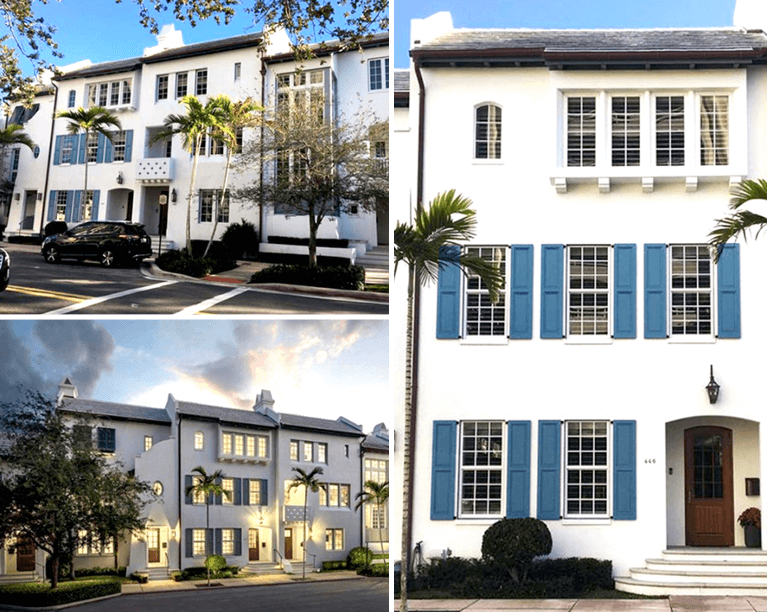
left=616, top=548, right=767, bottom=596
left=0, top=572, right=41, bottom=585
left=145, top=566, right=177, bottom=581
left=149, top=237, right=176, bottom=256
left=356, top=245, right=389, bottom=285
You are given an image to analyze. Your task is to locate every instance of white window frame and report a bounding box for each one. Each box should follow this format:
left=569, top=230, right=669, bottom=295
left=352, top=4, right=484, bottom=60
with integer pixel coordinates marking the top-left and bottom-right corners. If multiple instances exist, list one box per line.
left=473, top=103, right=503, bottom=161
left=458, top=420, right=505, bottom=519
left=258, top=436, right=268, bottom=459
left=87, top=78, right=132, bottom=108
left=144, top=436, right=153, bottom=451
left=563, top=420, right=612, bottom=520
left=86, top=132, right=98, bottom=163
left=112, top=130, right=127, bottom=162
left=222, top=432, right=233, bottom=455
left=304, top=441, right=313, bottom=462
left=364, top=458, right=388, bottom=484
left=222, top=528, right=234, bottom=555
left=317, top=443, right=327, bottom=464
left=368, top=57, right=389, bottom=91
left=289, top=440, right=298, bottom=461
left=176, top=72, right=188, bottom=98
left=234, top=62, right=241, bottom=81
left=249, top=479, right=262, bottom=505
left=55, top=191, right=67, bottom=221
left=192, top=528, right=206, bottom=556
left=194, top=431, right=204, bottom=450
left=565, top=245, right=612, bottom=344
left=60, top=135, right=74, bottom=165
left=68, top=90, right=76, bottom=108
left=610, top=94, right=641, bottom=167
left=462, top=246, right=509, bottom=343
left=157, top=74, right=169, bottom=101
left=195, top=68, right=208, bottom=96
left=699, top=94, right=730, bottom=167
left=192, top=476, right=206, bottom=505
left=668, top=244, right=716, bottom=343
left=325, top=528, right=343, bottom=551
left=221, top=478, right=234, bottom=505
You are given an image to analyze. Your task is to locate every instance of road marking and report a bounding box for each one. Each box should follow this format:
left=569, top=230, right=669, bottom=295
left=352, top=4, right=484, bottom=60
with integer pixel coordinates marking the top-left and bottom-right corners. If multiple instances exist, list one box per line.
left=173, top=286, right=250, bottom=315
left=6, top=285, right=88, bottom=302
left=45, top=281, right=179, bottom=314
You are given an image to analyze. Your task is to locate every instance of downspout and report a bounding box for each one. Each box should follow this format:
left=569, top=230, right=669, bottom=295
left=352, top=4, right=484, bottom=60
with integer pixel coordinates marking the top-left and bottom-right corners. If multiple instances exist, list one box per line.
left=177, top=413, right=182, bottom=571
left=39, top=81, right=59, bottom=237
left=359, top=443, right=365, bottom=549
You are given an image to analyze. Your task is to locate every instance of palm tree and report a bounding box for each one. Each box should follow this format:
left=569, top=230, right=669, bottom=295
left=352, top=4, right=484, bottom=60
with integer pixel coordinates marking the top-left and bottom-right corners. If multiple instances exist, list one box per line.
left=185, top=466, right=230, bottom=586
left=154, top=95, right=224, bottom=253
left=55, top=107, right=121, bottom=223
left=0, top=124, right=35, bottom=228
left=287, top=466, right=323, bottom=580
left=202, top=96, right=261, bottom=258
left=354, top=479, right=389, bottom=571
left=394, top=190, right=503, bottom=612
left=709, top=179, right=767, bottom=262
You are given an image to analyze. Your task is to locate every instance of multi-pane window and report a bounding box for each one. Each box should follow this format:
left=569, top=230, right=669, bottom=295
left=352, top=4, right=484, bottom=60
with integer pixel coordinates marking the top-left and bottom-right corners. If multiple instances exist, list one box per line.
left=222, top=529, right=234, bottom=555
left=316, top=483, right=350, bottom=507
left=465, top=246, right=507, bottom=337
left=80, top=190, right=95, bottom=221
left=110, top=81, right=120, bottom=106
left=670, top=245, right=713, bottom=337
left=234, top=434, right=244, bottom=456
left=211, top=138, right=225, bottom=155
left=474, top=104, right=502, bottom=159
left=364, top=458, right=388, bottom=484
left=61, top=135, right=74, bottom=164
left=340, top=484, right=349, bottom=507
left=329, top=483, right=339, bottom=506
left=192, top=476, right=205, bottom=504
left=86, top=132, right=98, bottom=163
left=87, top=79, right=131, bottom=108
left=222, top=432, right=233, bottom=455
left=157, top=75, right=169, bottom=100
left=368, top=506, right=386, bottom=529
left=55, top=191, right=67, bottom=221
left=258, top=436, right=268, bottom=458
left=199, top=189, right=229, bottom=223
left=10, top=149, right=20, bottom=182
left=567, top=96, right=596, bottom=166
left=195, top=69, right=208, bottom=96
left=176, top=73, right=188, bottom=98
left=566, top=420, right=609, bottom=517
left=568, top=246, right=610, bottom=337
left=247, top=435, right=255, bottom=457
left=68, top=90, right=76, bottom=108
left=655, top=95, right=685, bottom=166
left=193, top=529, right=206, bottom=556
left=249, top=479, right=262, bottom=505
left=235, top=127, right=243, bottom=152
left=144, top=436, right=153, bottom=451
left=97, top=427, right=115, bottom=452
left=76, top=531, right=114, bottom=556
left=194, top=431, right=204, bottom=450
left=700, top=95, right=729, bottom=166
left=222, top=478, right=234, bottom=505
left=290, top=440, right=299, bottom=461
left=112, top=131, right=127, bottom=162
left=198, top=133, right=207, bottom=155
left=121, top=80, right=131, bottom=105
left=325, top=529, right=343, bottom=551
left=611, top=96, right=640, bottom=166
left=317, top=443, right=327, bottom=464
left=98, top=83, right=108, bottom=106
left=459, top=421, right=503, bottom=517
left=234, top=62, right=241, bottom=81
left=369, top=57, right=389, bottom=90
left=304, top=441, right=313, bottom=462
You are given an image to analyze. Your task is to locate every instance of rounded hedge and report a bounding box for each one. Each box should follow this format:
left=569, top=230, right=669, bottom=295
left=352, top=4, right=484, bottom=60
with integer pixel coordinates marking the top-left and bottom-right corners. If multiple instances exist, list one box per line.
left=481, top=518, right=552, bottom=582
left=205, top=554, right=227, bottom=572
left=348, top=546, right=373, bottom=569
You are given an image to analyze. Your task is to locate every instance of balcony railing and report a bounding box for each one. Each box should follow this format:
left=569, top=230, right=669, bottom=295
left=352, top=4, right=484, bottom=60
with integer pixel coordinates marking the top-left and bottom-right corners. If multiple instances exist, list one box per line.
left=136, top=158, right=173, bottom=183
left=284, top=505, right=312, bottom=523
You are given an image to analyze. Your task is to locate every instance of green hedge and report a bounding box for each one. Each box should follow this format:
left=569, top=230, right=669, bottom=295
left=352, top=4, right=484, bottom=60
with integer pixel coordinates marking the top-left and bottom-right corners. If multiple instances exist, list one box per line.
left=75, top=566, right=126, bottom=578
left=176, top=565, right=240, bottom=581
left=356, top=564, right=389, bottom=577
left=267, top=235, right=349, bottom=248
left=0, top=578, right=121, bottom=607
left=322, top=560, right=348, bottom=571
left=157, top=242, right=237, bottom=278
left=250, top=264, right=365, bottom=290
left=348, top=546, right=373, bottom=569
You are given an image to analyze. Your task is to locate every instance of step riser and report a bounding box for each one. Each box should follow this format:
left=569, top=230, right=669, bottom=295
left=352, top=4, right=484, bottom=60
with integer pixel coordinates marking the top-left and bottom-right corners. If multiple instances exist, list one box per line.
left=617, top=579, right=767, bottom=597
left=647, top=561, right=767, bottom=573
left=662, top=554, right=767, bottom=563
left=631, top=570, right=767, bottom=585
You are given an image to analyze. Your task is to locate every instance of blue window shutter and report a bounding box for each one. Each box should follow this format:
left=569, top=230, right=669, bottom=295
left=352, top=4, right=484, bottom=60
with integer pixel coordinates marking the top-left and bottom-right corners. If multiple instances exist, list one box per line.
left=77, top=133, right=86, bottom=164
left=70, top=135, right=79, bottom=164
left=614, top=244, right=637, bottom=339
left=53, top=136, right=62, bottom=165
left=215, top=478, right=222, bottom=505
left=261, top=479, right=268, bottom=506
left=436, top=245, right=461, bottom=338
left=540, top=245, right=564, bottom=338
left=96, top=133, right=105, bottom=163
left=717, top=244, right=741, bottom=338
left=185, top=529, right=193, bottom=557
left=206, top=529, right=213, bottom=556
left=234, top=478, right=242, bottom=505
left=91, top=190, right=100, bottom=221
left=234, top=529, right=242, bottom=556
left=510, top=245, right=534, bottom=339
left=613, top=420, right=637, bottom=520
left=124, top=130, right=133, bottom=162
left=185, top=475, right=193, bottom=504
left=47, top=191, right=57, bottom=221
left=64, top=191, right=73, bottom=222
left=72, top=191, right=81, bottom=223
left=243, top=479, right=250, bottom=505
left=537, top=420, right=561, bottom=520
left=644, top=244, right=667, bottom=338
left=506, top=421, right=531, bottom=518
left=104, top=134, right=113, bottom=163
left=215, top=528, right=222, bottom=555
left=431, top=420, right=457, bottom=520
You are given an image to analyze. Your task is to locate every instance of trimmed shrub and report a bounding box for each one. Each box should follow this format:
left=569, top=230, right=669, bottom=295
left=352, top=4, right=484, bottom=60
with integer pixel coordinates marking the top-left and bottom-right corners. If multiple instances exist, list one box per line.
left=171, top=571, right=182, bottom=582
left=348, top=546, right=373, bottom=569
left=0, top=578, right=122, bottom=607
left=356, top=563, right=389, bottom=577
left=530, top=557, right=613, bottom=592
left=129, top=572, right=148, bottom=583
left=222, top=219, right=259, bottom=259
left=250, top=264, right=365, bottom=290
left=205, top=554, right=227, bottom=573
left=257, top=252, right=352, bottom=267
left=225, top=565, right=240, bottom=575
left=190, top=240, right=236, bottom=273
left=482, top=518, right=552, bottom=583
left=267, top=235, right=349, bottom=249
left=322, top=560, right=348, bottom=571
left=156, top=249, right=213, bottom=278
left=75, top=566, right=126, bottom=578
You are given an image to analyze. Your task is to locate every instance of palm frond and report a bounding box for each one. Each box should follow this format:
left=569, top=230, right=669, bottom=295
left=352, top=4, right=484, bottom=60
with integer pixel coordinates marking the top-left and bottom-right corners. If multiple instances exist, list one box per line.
left=708, top=178, right=767, bottom=262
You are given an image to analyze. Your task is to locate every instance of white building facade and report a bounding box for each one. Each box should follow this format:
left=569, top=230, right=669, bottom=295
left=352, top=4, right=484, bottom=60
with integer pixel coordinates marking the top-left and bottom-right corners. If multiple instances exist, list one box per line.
left=393, top=0, right=767, bottom=596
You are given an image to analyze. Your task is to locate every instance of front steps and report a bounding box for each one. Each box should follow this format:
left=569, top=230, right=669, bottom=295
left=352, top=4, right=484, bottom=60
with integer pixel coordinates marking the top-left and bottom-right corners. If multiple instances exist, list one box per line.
left=145, top=566, right=178, bottom=581
left=240, top=562, right=285, bottom=576
left=616, top=548, right=767, bottom=596
left=0, top=572, right=41, bottom=585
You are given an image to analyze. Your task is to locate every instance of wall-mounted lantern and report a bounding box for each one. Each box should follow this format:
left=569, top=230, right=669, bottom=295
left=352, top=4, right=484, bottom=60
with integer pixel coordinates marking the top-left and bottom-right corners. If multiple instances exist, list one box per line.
left=706, top=365, right=720, bottom=404
left=171, top=188, right=177, bottom=203
left=116, top=171, right=124, bottom=185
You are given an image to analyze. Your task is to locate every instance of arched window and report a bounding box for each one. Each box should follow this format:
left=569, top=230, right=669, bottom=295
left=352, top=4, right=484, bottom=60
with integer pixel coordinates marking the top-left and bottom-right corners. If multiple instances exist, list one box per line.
left=475, top=104, right=502, bottom=159
left=194, top=431, right=204, bottom=450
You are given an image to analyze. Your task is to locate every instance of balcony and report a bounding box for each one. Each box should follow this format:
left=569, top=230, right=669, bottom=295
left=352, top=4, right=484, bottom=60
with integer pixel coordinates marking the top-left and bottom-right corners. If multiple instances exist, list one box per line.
left=284, top=505, right=312, bottom=523
left=136, top=158, right=173, bottom=183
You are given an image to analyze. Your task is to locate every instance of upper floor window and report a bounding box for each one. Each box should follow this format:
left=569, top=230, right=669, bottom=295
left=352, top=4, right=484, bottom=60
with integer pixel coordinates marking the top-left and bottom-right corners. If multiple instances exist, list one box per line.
left=87, top=79, right=132, bottom=108
left=10, top=149, right=20, bottom=182
left=191, top=476, right=205, bottom=504
left=655, top=95, right=685, bottom=166
left=611, top=96, right=640, bottom=167
left=97, top=427, right=115, bottom=452
left=368, top=57, right=389, bottom=91
left=221, top=478, right=234, bottom=504
left=157, top=74, right=169, bottom=101
left=60, top=135, right=75, bottom=165
left=194, top=431, right=204, bottom=450
left=700, top=95, right=729, bottom=166
left=68, top=90, right=76, bottom=108
left=670, top=244, right=713, bottom=338
left=567, top=96, right=596, bottom=167
left=112, top=131, right=127, bottom=162
left=195, top=69, right=208, bottom=96
left=464, top=246, right=507, bottom=337
left=460, top=420, right=503, bottom=517
left=234, top=62, right=241, bottom=81
left=276, top=70, right=325, bottom=121
left=364, top=458, right=388, bottom=484
left=568, top=245, right=611, bottom=338
left=475, top=104, right=502, bottom=160
left=290, top=439, right=299, bottom=461
left=176, top=72, right=188, bottom=98
left=304, top=441, right=313, bottom=462
left=317, top=443, right=327, bottom=464
left=199, top=189, right=229, bottom=224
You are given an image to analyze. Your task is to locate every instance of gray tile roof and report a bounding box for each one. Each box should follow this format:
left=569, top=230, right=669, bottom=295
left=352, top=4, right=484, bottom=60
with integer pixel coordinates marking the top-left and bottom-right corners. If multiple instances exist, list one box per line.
left=58, top=398, right=171, bottom=424
left=176, top=401, right=277, bottom=429
left=56, top=58, right=143, bottom=81
left=362, top=432, right=388, bottom=452
left=279, top=413, right=364, bottom=437
left=394, top=69, right=410, bottom=93
left=142, top=32, right=264, bottom=64
left=266, top=31, right=389, bottom=63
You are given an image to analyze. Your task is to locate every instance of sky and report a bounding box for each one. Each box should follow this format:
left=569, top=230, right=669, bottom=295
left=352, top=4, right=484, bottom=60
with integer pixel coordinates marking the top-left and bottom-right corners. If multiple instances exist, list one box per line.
left=394, top=0, right=740, bottom=67
left=0, top=319, right=389, bottom=433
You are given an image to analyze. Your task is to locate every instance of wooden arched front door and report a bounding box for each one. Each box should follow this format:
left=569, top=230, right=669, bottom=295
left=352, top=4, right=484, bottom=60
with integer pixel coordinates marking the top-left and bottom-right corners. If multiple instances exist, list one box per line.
left=684, top=426, right=734, bottom=546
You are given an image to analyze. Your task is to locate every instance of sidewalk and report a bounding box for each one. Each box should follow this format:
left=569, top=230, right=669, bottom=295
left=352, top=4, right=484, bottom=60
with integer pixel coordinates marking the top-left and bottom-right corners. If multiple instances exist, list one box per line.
left=393, top=597, right=767, bottom=611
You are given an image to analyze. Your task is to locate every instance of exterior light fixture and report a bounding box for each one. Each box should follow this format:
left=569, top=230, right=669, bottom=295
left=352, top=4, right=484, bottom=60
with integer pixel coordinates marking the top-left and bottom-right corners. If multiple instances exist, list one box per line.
left=706, top=365, right=720, bottom=404
left=171, top=188, right=177, bottom=203
left=116, top=171, right=124, bottom=185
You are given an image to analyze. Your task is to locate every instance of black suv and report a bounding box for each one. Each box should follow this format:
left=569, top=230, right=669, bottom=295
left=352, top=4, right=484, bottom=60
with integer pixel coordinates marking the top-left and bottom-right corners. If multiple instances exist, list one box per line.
left=0, top=248, right=9, bottom=291
left=42, top=221, right=152, bottom=267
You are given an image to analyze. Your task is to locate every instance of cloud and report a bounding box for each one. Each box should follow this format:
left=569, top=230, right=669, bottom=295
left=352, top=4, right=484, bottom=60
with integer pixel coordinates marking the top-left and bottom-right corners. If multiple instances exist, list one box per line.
left=0, top=322, right=47, bottom=402
left=33, top=321, right=115, bottom=397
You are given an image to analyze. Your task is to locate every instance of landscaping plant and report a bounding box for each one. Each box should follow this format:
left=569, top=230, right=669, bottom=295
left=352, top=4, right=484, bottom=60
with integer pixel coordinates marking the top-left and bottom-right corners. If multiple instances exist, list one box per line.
left=481, top=518, right=552, bottom=583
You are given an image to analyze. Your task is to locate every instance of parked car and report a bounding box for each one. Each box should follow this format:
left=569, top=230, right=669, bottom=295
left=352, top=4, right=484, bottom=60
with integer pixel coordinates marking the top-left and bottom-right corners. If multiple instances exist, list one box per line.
left=0, top=248, right=9, bottom=291
left=41, top=221, right=152, bottom=267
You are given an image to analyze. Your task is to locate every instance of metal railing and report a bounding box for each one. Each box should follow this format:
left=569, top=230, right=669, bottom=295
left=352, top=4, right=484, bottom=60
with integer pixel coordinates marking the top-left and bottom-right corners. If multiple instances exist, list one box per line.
left=306, top=552, right=316, bottom=570
left=273, top=549, right=283, bottom=568
left=19, top=215, right=33, bottom=230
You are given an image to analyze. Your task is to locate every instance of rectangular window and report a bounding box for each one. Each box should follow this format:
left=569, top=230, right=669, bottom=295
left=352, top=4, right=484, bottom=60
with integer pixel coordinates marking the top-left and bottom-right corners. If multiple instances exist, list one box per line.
left=328, top=483, right=339, bottom=506
left=565, top=420, right=609, bottom=517
left=68, top=90, right=76, bottom=108
left=144, top=436, right=153, bottom=451
left=222, top=478, right=234, bottom=505
left=234, top=62, right=241, bottom=81
left=235, top=434, right=244, bottom=456
left=222, top=432, right=233, bottom=455
left=97, top=427, right=115, bottom=452
left=98, top=83, right=108, bottom=106
left=459, top=421, right=503, bottom=517
left=567, top=96, right=596, bottom=166
left=164, top=138, right=172, bottom=158
left=235, top=127, right=243, bottom=152
left=55, top=191, right=67, bottom=221
left=318, top=443, right=327, bottom=464
left=340, top=484, right=350, bottom=507
left=196, top=69, right=208, bottom=96
left=80, top=190, right=94, bottom=222
left=249, top=479, right=261, bottom=505
left=121, top=80, right=131, bottom=105
left=568, top=246, right=610, bottom=337
left=198, top=133, right=207, bottom=156
left=212, top=138, right=225, bottom=155
left=246, top=435, right=255, bottom=457
left=290, top=440, right=299, bottom=461
left=700, top=95, right=729, bottom=166
left=318, top=484, right=327, bottom=505
left=194, top=431, right=204, bottom=450
left=199, top=189, right=228, bottom=223
left=193, top=529, right=206, bottom=556
left=368, top=506, right=386, bottom=529
left=10, top=149, right=20, bottom=182
left=192, top=476, right=206, bottom=504
left=222, top=529, right=234, bottom=555
left=109, top=81, right=120, bottom=106
left=157, top=75, right=169, bottom=100
left=474, top=104, right=502, bottom=159
left=464, top=246, right=507, bottom=337
left=656, top=95, right=685, bottom=166
left=258, top=436, right=268, bottom=458
left=364, top=458, right=388, bottom=484
left=325, top=529, right=343, bottom=551
left=670, top=245, right=713, bottom=337
left=61, top=136, right=74, bottom=165
left=176, top=72, right=188, bottom=98
left=112, top=131, right=126, bottom=162
left=304, top=441, right=313, bottom=462
left=86, top=132, right=98, bottom=163
left=87, top=79, right=131, bottom=108
left=369, top=58, right=388, bottom=90
left=611, top=96, right=640, bottom=166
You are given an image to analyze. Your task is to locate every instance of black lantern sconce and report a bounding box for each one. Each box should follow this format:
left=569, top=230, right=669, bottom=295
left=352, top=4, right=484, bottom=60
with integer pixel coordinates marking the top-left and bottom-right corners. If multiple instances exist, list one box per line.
left=116, top=171, right=124, bottom=185
left=706, top=365, right=720, bottom=404
left=171, top=188, right=177, bottom=203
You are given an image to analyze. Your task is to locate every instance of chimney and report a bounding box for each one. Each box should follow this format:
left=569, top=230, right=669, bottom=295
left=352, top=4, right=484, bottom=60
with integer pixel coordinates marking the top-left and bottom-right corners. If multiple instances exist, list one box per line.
left=734, top=0, right=767, bottom=32
left=57, top=377, right=78, bottom=404
left=143, top=24, right=185, bottom=57
left=254, top=390, right=279, bottom=423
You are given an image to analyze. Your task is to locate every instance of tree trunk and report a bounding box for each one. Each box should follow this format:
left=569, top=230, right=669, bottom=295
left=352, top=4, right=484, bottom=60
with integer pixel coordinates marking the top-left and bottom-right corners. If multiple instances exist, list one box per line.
left=113, top=536, right=119, bottom=570
left=378, top=500, right=387, bottom=570
left=186, top=135, right=201, bottom=254
left=82, top=133, right=89, bottom=222
left=308, top=207, right=319, bottom=267
left=203, top=150, right=233, bottom=259
left=69, top=547, right=75, bottom=580
left=50, top=555, right=59, bottom=589
left=206, top=498, right=211, bottom=586
left=302, top=491, right=307, bottom=580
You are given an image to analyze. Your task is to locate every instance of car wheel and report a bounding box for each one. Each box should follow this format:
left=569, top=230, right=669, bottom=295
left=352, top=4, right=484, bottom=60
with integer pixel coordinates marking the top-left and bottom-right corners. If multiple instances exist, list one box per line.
left=43, top=246, right=60, bottom=263
left=100, top=249, right=117, bottom=268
